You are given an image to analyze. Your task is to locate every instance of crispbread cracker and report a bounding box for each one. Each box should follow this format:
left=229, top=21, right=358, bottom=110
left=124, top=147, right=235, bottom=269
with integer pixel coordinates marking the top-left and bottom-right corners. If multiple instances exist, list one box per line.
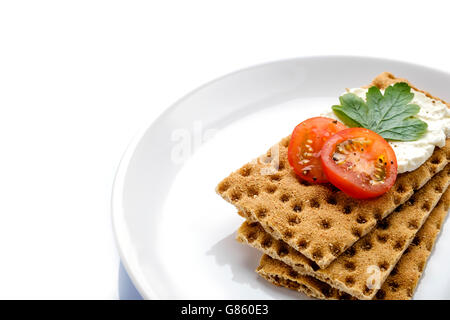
left=220, top=141, right=449, bottom=270
left=239, top=166, right=450, bottom=299
left=217, top=73, right=450, bottom=268
left=256, top=254, right=351, bottom=300
left=256, top=188, right=450, bottom=300
left=376, top=188, right=450, bottom=299
left=370, top=72, right=450, bottom=108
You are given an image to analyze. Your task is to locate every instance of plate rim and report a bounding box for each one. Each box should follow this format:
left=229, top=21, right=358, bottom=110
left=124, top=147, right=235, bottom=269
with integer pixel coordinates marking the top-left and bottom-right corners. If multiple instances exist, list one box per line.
left=111, top=55, right=450, bottom=299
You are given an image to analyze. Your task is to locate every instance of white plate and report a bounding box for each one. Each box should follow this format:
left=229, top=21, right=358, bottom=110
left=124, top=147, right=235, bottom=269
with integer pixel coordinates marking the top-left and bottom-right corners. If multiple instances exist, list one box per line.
left=112, top=56, right=450, bottom=299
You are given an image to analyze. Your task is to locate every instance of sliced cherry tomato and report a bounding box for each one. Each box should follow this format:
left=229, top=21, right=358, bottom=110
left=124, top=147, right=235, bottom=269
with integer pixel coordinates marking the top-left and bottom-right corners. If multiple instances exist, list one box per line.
left=288, top=117, right=347, bottom=183
left=320, top=128, right=397, bottom=199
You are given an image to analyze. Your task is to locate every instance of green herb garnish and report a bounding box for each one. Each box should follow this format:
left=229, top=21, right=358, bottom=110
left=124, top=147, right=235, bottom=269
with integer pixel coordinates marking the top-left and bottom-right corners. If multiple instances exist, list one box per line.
left=332, top=82, right=428, bottom=141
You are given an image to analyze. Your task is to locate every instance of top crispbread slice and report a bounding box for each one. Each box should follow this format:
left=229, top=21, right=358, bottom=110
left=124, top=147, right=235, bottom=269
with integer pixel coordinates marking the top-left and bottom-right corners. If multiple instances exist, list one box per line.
left=255, top=187, right=450, bottom=300
left=239, top=165, right=450, bottom=299
left=217, top=73, right=450, bottom=269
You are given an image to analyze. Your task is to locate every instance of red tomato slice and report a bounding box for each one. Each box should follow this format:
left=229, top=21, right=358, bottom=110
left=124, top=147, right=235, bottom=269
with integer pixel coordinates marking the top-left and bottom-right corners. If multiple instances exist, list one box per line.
left=320, top=128, right=397, bottom=199
left=288, top=117, right=347, bottom=183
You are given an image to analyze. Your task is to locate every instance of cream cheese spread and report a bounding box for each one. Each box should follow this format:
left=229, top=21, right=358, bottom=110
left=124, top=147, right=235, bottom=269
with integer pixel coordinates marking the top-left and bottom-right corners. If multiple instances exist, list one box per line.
left=323, top=87, right=450, bottom=174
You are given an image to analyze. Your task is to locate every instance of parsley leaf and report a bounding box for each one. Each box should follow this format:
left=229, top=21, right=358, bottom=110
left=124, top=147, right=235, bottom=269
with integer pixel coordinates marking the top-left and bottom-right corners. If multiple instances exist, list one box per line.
left=332, top=82, right=428, bottom=141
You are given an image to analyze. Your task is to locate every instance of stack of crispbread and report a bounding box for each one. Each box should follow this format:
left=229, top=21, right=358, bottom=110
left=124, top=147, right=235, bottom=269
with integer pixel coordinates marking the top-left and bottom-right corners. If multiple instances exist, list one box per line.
left=216, top=73, right=450, bottom=300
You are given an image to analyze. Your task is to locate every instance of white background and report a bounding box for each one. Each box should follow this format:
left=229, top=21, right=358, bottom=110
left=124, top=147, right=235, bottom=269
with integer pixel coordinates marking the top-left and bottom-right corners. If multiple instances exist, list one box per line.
left=0, top=0, right=449, bottom=299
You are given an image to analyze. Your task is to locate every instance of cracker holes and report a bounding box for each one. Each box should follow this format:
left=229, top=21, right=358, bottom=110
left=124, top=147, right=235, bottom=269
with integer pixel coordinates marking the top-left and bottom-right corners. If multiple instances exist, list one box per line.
left=356, top=215, right=367, bottom=224
left=408, top=220, right=419, bottom=230
left=388, top=280, right=399, bottom=292
left=292, top=203, right=302, bottom=213
left=396, top=184, right=405, bottom=194
left=407, top=196, right=417, bottom=206
left=280, top=193, right=290, bottom=203
left=376, top=219, right=390, bottom=230
left=345, top=276, right=355, bottom=286
left=393, top=239, right=405, bottom=251
left=344, top=246, right=356, bottom=257
left=361, top=239, right=372, bottom=251
left=320, top=219, right=331, bottom=229
left=297, top=239, right=308, bottom=250
left=378, top=261, right=389, bottom=271
left=288, top=215, right=301, bottom=226
left=247, top=186, right=259, bottom=198
left=326, top=196, right=338, bottom=205
left=431, top=156, right=442, bottom=165
left=376, top=234, right=388, bottom=244
left=248, top=221, right=258, bottom=228
left=344, top=261, right=356, bottom=271
left=373, top=208, right=382, bottom=221
left=429, top=165, right=436, bottom=175
left=329, top=243, right=341, bottom=257
left=288, top=270, right=299, bottom=279
left=230, top=190, right=242, bottom=202
left=375, top=289, right=386, bottom=300
left=256, top=207, right=268, bottom=219
left=351, top=227, right=361, bottom=238
left=261, top=237, right=273, bottom=248
left=239, top=166, right=252, bottom=177
left=421, top=201, right=431, bottom=212
left=310, top=199, right=320, bottom=209
left=270, top=174, right=281, bottom=182
left=343, top=205, right=353, bottom=214
left=363, top=286, right=373, bottom=296
left=393, top=194, right=402, bottom=205
left=265, top=184, right=277, bottom=194
left=277, top=245, right=289, bottom=257
left=312, top=249, right=323, bottom=260
left=283, top=230, right=293, bottom=239
left=434, top=185, right=444, bottom=194
left=246, top=232, right=257, bottom=243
